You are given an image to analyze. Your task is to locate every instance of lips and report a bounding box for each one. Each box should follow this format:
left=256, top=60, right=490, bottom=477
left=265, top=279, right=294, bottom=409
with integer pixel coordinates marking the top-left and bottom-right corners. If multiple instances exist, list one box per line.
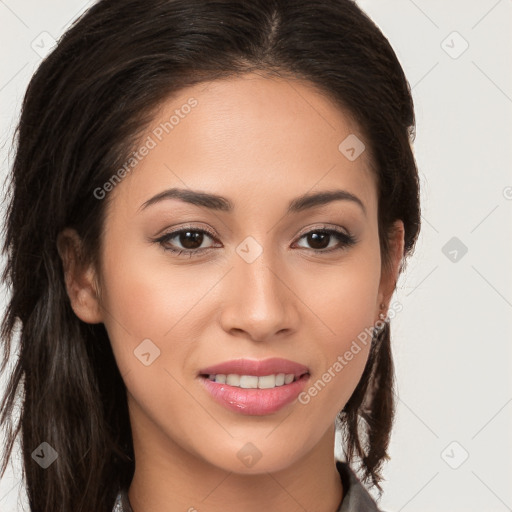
left=198, top=357, right=310, bottom=379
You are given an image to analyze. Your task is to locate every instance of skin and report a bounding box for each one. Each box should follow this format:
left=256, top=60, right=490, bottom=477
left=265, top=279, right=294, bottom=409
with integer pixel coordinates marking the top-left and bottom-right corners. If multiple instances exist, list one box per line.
left=58, top=72, right=404, bottom=512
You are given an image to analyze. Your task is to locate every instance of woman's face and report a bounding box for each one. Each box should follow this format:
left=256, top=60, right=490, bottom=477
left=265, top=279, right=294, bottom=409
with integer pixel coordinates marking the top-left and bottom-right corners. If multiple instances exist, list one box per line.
left=75, top=72, right=403, bottom=474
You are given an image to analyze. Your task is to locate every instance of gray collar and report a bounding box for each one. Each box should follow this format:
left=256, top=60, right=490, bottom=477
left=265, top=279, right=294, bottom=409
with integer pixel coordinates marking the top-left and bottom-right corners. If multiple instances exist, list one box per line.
left=336, top=460, right=384, bottom=511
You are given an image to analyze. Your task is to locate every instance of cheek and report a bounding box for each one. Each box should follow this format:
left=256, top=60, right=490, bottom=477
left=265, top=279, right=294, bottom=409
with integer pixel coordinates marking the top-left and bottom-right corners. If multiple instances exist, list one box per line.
left=99, top=223, right=201, bottom=331
left=97, top=235, right=181, bottom=368
left=98, top=237, right=222, bottom=380
left=296, top=252, right=381, bottom=409
left=298, top=248, right=381, bottom=342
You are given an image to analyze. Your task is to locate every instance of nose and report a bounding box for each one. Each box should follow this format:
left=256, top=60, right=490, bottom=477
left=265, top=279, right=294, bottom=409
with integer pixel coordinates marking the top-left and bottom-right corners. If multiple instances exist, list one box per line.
left=219, top=249, right=300, bottom=342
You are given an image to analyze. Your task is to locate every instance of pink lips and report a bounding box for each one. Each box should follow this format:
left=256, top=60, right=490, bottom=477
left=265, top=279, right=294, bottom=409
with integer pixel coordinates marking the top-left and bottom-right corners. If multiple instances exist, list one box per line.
left=198, top=357, right=311, bottom=416
left=198, top=357, right=310, bottom=379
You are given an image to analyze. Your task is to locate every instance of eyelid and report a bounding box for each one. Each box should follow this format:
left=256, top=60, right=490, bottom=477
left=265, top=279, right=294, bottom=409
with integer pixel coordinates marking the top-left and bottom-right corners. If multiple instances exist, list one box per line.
left=291, top=225, right=358, bottom=252
left=151, top=224, right=220, bottom=256
left=294, top=223, right=352, bottom=238
left=153, top=222, right=357, bottom=256
left=155, top=223, right=218, bottom=240
left=156, top=222, right=351, bottom=242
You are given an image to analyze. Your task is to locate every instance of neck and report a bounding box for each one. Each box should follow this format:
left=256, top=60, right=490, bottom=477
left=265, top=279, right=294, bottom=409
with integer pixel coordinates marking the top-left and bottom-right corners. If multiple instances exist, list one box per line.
left=127, top=419, right=343, bottom=512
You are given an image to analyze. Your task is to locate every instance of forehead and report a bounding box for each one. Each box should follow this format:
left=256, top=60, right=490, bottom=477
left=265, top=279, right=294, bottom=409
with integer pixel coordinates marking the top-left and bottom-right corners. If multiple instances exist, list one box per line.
left=108, top=72, right=377, bottom=218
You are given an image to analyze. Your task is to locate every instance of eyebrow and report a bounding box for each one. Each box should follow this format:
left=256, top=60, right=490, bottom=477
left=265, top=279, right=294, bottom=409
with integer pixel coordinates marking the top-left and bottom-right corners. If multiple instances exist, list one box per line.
left=139, top=187, right=366, bottom=216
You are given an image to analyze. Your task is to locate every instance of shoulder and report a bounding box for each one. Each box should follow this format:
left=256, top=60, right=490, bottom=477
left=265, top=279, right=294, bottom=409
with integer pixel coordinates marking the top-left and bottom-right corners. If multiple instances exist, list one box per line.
left=336, top=460, right=386, bottom=512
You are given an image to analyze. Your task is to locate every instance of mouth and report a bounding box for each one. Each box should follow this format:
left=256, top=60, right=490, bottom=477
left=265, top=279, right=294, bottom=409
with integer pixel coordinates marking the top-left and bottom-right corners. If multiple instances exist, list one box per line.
left=198, top=371, right=310, bottom=389
left=197, top=357, right=310, bottom=384
left=198, top=370, right=311, bottom=416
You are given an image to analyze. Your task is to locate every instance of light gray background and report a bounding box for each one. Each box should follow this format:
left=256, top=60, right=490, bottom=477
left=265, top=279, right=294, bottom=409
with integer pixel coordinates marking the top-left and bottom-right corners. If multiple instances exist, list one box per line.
left=1, top=1, right=511, bottom=511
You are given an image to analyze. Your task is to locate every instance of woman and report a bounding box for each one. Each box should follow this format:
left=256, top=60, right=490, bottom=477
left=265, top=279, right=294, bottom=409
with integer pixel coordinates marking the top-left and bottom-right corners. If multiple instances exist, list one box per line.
left=0, top=1, right=420, bottom=511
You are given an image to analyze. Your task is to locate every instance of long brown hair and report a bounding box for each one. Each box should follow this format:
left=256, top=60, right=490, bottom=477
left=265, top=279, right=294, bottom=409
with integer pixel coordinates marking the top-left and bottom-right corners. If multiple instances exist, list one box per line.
left=0, top=0, right=420, bottom=510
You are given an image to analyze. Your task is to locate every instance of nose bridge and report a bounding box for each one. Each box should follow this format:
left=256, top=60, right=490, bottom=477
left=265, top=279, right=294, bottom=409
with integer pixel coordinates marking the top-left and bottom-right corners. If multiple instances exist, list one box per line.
left=220, top=237, right=297, bottom=340
left=240, top=249, right=281, bottom=305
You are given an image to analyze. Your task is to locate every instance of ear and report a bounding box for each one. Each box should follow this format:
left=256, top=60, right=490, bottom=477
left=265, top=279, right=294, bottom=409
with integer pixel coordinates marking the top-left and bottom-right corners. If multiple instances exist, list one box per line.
left=56, top=228, right=103, bottom=324
left=376, top=219, right=405, bottom=319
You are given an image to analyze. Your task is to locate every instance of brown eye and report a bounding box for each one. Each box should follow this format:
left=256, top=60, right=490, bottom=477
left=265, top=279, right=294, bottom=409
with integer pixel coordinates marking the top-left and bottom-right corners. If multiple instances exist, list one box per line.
left=305, top=231, right=330, bottom=250
left=295, top=228, right=357, bottom=253
left=156, top=228, right=219, bottom=256
left=174, top=230, right=206, bottom=250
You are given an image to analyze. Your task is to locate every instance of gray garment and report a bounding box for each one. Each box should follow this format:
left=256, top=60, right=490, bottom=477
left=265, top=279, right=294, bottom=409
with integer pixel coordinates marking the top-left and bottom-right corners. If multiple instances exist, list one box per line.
left=336, top=460, right=384, bottom=512
left=112, top=460, right=383, bottom=512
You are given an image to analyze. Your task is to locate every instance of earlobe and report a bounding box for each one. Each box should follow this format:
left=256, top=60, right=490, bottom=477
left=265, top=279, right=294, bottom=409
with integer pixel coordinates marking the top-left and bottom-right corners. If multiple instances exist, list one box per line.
left=56, top=228, right=103, bottom=324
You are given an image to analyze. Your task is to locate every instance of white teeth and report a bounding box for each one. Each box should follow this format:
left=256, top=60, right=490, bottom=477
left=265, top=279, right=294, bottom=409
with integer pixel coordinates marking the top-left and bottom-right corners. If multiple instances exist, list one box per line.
left=284, top=374, right=294, bottom=385
left=240, top=375, right=258, bottom=388
left=226, top=374, right=240, bottom=386
left=258, top=374, right=276, bottom=389
left=207, top=373, right=299, bottom=388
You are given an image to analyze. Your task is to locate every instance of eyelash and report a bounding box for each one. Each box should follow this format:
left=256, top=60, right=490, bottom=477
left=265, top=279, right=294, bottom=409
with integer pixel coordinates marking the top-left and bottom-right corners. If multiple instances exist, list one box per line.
left=153, top=224, right=358, bottom=258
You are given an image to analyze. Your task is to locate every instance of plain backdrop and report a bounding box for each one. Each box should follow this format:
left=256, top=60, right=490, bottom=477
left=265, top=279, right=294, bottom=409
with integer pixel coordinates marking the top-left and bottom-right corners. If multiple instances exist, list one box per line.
left=1, top=1, right=511, bottom=511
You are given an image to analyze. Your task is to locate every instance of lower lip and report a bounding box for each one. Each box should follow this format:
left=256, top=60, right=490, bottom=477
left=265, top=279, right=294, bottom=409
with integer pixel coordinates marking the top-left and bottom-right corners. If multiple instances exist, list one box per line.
left=198, top=374, right=311, bottom=416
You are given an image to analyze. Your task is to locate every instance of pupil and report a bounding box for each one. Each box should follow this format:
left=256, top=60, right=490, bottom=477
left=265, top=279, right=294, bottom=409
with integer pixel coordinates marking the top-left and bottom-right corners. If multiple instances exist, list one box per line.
left=180, top=231, right=203, bottom=249
left=308, top=232, right=329, bottom=249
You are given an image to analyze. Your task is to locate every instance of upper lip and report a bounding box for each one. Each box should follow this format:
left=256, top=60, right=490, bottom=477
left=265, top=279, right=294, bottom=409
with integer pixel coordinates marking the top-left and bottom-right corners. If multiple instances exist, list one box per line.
left=198, top=358, right=310, bottom=378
